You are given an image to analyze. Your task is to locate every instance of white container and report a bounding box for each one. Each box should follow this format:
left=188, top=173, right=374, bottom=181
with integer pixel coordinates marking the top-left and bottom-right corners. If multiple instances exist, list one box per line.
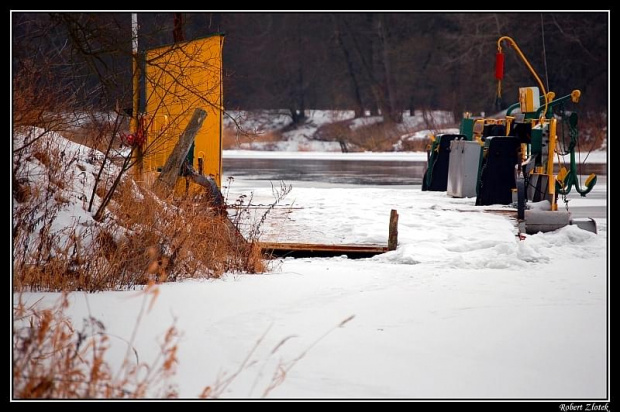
left=447, top=139, right=482, bottom=198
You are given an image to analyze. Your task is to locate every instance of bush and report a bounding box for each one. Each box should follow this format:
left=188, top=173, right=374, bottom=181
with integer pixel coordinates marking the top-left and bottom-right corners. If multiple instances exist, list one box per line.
left=13, top=128, right=267, bottom=292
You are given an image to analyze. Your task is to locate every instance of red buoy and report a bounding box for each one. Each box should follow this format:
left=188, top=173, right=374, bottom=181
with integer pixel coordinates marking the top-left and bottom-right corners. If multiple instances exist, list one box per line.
left=495, top=52, right=505, bottom=80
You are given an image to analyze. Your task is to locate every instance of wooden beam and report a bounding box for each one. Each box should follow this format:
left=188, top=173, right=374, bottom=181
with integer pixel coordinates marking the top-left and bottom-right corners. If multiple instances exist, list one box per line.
left=388, top=209, right=399, bottom=251
left=188, top=173, right=224, bottom=207
left=154, top=108, right=207, bottom=192
left=260, top=242, right=388, bottom=259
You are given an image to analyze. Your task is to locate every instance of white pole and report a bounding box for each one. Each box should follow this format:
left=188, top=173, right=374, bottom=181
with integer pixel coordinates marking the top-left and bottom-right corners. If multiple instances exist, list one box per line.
left=132, top=13, right=138, bottom=54
left=131, top=13, right=142, bottom=177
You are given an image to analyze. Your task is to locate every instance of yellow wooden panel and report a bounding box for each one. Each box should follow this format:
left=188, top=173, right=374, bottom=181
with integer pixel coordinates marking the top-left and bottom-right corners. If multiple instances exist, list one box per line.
left=144, top=35, right=224, bottom=186
left=518, top=86, right=540, bottom=113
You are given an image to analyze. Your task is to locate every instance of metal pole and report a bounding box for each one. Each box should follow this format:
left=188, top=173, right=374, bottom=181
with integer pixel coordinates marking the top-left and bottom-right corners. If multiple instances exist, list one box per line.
left=131, top=13, right=142, bottom=177
left=548, top=118, right=557, bottom=211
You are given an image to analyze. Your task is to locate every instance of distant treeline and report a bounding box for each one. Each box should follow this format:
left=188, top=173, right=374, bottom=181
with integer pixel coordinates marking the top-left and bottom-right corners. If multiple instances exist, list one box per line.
left=13, top=12, right=607, bottom=122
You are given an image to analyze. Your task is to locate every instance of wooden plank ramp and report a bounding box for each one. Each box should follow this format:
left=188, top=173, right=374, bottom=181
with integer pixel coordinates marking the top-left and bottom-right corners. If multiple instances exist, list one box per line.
left=259, top=209, right=399, bottom=259
left=260, top=242, right=389, bottom=259
left=258, top=208, right=398, bottom=259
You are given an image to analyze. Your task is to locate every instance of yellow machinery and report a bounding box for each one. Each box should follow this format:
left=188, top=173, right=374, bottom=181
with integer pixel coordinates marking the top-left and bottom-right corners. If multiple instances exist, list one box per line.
left=138, top=35, right=225, bottom=191
left=453, top=36, right=598, bottom=233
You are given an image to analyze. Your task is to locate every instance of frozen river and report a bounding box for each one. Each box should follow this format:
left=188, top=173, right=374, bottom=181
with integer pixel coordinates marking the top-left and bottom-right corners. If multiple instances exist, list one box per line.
left=223, top=153, right=607, bottom=220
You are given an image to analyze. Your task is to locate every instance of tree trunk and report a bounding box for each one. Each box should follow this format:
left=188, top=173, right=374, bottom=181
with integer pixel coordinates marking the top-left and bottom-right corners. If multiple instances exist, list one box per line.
left=342, top=15, right=383, bottom=118
left=376, top=15, right=401, bottom=124
left=173, top=13, right=185, bottom=42
left=331, top=15, right=364, bottom=118
left=154, top=108, right=207, bottom=193
left=290, top=108, right=306, bottom=125
left=409, top=96, right=415, bottom=117
left=293, top=20, right=306, bottom=125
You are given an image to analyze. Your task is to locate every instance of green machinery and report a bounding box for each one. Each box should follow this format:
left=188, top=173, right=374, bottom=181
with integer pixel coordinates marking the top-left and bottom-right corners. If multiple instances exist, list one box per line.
left=424, top=36, right=599, bottom=233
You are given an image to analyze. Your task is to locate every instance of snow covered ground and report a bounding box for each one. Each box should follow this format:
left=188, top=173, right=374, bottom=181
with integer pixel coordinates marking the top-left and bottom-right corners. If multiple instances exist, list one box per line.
left=557, top=150, right=608, bottom=165
left=225, top=110, right=355, bottom=152
left=18, top=173, right=608, bottom=399
left=224, top=110, right=456, bottom=152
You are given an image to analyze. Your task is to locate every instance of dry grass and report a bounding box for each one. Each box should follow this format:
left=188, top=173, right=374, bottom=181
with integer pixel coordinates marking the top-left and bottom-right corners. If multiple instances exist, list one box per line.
left=13, top=179, right=266, bottom=291
left=577, top=112, right=607, bottom=151
left=400, top=138, right=431, bottom=152
left=108, top=178, right=267, bottom=279
left=61, top=114, right=128, bottom=155
left=226, top=111, right=454, bottom=152
left=222, top=127, right=239, bottom=149
left=13, top=289, right=353, bottom=399
left=13, top=288, right=183, bottom=398
left=13, top=127, right=267, bottom=293
left=223, top=127, right=284, bottom=150
left=13, top=59, right=72, bottom=131
left=315, top=119, right=435, bottom=152
left=345, top=122, right=403, bottom=152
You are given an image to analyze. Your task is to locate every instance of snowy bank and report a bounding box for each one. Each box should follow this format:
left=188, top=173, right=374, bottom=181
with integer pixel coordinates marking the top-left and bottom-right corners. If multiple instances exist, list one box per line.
left=18, top=176, right=608, bottom=398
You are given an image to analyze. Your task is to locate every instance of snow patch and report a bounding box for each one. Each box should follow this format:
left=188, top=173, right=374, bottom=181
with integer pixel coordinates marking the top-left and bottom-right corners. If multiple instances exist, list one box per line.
left=13, top=127, right=122, bottom=250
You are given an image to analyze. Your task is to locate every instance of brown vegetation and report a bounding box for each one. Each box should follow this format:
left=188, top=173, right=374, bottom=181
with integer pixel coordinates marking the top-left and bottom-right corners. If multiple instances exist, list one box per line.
left=223, top=127, right=284, bottom=150
left=13, top=289, right=183, bottom=398
left=12, top=143, right=266, bottom=292
left=13, top=13, right=272, bottom=293
left=13, top=288, right=352, bottom=399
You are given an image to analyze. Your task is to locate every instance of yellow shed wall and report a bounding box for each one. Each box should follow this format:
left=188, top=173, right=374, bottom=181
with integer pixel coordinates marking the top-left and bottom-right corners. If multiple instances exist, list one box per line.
left=144, top=35, right=224, bottom=186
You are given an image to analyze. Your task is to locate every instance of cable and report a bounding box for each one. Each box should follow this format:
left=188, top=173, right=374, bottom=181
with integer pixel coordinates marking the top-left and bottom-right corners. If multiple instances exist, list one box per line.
left=582, top=123, right=603, bottom=164
left=541, top=14, right=550, bottom=93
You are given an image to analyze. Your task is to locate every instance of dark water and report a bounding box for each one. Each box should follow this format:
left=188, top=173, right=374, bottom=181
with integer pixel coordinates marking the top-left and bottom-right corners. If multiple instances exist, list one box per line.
left=224, top=158, right=427, bottom=185
left=223, top=157, right=606, bottom=220
left=224, top=157, right=606, bottom=186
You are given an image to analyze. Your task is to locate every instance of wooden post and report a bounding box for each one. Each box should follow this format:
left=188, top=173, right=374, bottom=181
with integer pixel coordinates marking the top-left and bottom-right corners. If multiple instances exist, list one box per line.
left=388, top=209, right=399, bottom=251
left=154, top=108, right=207, bottom=192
